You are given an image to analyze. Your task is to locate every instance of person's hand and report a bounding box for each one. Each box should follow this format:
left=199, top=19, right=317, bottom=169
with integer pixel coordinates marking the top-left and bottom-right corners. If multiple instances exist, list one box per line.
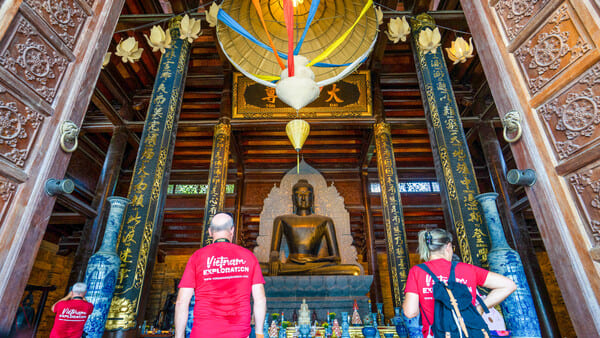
left=255, top=334, right=264, bottom=338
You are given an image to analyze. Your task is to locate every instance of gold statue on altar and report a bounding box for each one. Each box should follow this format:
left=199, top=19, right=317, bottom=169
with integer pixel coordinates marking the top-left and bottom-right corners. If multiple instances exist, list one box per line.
left=266, top=179, right=361, bottom=276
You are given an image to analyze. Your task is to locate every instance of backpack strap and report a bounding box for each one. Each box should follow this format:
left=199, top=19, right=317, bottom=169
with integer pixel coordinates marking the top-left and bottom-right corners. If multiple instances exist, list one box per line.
left=449, top=261, right=458, bottom=283
left=417, top=263, right=443, bottom=285
left=475, top=293, right=490, bottom=314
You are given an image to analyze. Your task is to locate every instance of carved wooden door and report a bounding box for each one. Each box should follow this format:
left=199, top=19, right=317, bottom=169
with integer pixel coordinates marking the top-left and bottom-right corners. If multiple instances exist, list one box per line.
left=460, top=0, right=600, bottom=336
left=0, top=0, right=124, bottom=331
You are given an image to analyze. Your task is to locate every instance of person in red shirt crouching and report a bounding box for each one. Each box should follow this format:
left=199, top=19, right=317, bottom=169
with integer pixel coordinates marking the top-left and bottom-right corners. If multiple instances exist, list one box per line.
left=174, top=212, right=267, bottom=338
left=402, top=229, right=516, bottom=338
left=49, top=282, right=94, bottom=338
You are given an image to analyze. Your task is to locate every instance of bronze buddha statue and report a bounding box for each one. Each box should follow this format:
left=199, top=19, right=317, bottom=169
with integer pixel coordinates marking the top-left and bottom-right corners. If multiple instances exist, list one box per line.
left=266, top=179, right=361, bottom=276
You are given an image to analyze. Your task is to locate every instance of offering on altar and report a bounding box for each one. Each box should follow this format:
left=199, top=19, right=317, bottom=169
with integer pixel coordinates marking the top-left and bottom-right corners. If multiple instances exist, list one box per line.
left=331, top=319, right=341, bottom=337
left=298, top=299, right=311, bottom=326
left=351, top=299, right=362, bottom=325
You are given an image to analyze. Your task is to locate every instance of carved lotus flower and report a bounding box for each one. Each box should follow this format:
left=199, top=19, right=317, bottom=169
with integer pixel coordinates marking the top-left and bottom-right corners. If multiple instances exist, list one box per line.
left=445, top=37, right=474, bottom=64
left=144, top=25, right=172, bottom=54
left=385, top=16, right=410, bottom=43
left=418, top=27, right=441, bottom=54
left=206, top=2, right=220, bottom=27
left=115, top=37, right=143, bottom=63
left=179, top=14, right=202, bottom=43
left=102, top=52, right=111, bottom=68
left=375, top=6, right=383, bottom=28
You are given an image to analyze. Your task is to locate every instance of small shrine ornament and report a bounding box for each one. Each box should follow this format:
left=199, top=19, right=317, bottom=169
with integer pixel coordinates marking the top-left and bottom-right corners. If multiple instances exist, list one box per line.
left=332, top=319, right=342, bottom=337
left=351, top=300, right=362, bottom=325
left=268, top=320, right=279, bottom=338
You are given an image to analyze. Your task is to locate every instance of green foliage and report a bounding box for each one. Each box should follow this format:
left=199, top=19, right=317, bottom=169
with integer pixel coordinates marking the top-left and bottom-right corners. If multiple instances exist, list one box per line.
left=281, top=321, right=291, bottom=329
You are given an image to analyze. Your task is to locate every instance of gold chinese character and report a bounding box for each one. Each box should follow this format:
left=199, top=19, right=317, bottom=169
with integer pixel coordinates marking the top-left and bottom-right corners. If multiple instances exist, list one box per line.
left=120, top=247, right=133, bottom=263
left=325, top=84, right=343, bottom=103
left=131, top=194, right=144, bottom=208
left=261, top=87, right=277, bottom=104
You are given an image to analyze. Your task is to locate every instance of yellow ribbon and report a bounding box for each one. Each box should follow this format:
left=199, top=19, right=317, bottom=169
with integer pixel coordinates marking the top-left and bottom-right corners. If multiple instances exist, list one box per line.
left=307, top=0, right=373, bottom=67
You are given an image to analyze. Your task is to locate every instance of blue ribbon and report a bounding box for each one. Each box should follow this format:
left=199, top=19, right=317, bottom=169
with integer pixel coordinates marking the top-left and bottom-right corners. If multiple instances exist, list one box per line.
left=293, top=0, right=320, bottom=55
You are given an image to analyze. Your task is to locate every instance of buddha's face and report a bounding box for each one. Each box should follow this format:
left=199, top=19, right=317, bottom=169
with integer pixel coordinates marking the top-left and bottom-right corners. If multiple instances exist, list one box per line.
left=293, top=185, right=314, bottom=210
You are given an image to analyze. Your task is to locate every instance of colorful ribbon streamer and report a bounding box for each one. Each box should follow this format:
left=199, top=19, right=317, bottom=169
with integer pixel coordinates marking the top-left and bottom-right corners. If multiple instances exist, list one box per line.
left=294, top=0, right=320, bottom=55
left=217, top=8, right=350, bottom=68
left=307, top=0, right=373, bottom=67
left=283, top=0, right=295, bottom=76
left=251, top=0, right=286, bottom=70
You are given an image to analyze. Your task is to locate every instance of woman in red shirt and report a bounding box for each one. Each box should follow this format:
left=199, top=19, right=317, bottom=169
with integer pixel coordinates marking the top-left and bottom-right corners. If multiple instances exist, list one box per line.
left=402, top=229, right=516, bottom=337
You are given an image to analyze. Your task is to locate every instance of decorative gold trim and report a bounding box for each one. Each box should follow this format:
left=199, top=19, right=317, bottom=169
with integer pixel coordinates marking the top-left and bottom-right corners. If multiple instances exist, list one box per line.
left=411, top=13, right=436, bottom=32
left=106, top=297, right=137, bottom=330
left=232, top=71, right=372, bottom=119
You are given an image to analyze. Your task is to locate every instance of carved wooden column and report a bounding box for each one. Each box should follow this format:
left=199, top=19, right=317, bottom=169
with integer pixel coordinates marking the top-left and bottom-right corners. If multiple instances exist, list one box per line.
left=201, top=119, right=231, bottom=246
left=68, top=126, right=128, bottom=286
left=410, top=13, right=490, bottom=267
left=361, top=171, right=382, bottom=311
left=478, top=120, right=560, bottom=336
left=105, top=17, right=191, bottom=335
left=374, top=122, right=410, bottom=307
left=0, top=0, right=125, bottom=331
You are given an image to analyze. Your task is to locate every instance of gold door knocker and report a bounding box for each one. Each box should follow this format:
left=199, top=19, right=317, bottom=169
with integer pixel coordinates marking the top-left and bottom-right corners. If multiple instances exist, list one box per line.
left=502, top=110, right=522, bottom=143
left=60, top=120, right=79, bottom=153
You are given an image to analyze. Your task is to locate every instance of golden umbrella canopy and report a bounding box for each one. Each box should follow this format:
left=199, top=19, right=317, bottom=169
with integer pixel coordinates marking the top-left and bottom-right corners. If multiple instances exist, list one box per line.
left=286, top=119, right=310, bottom=151
left=215, top=0, right=379, bottom=88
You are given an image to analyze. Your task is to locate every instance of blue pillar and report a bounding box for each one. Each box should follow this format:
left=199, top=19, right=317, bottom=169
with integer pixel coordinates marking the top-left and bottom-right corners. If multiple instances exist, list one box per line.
left=476, top=192, right=541, bottom=338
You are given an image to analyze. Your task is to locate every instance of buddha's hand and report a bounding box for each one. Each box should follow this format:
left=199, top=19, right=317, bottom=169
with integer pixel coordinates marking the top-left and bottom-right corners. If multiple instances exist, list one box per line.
left=268, top=251, right=280, bottom=275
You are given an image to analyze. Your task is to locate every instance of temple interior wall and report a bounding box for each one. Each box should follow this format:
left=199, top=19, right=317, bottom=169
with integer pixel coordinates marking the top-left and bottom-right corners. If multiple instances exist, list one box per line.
left=22, top=241, right=75, bottom=337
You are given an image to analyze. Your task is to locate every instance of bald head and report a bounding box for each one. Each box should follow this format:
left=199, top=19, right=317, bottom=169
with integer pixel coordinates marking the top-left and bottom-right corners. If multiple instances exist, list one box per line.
left=209, top=213, right=234, bottom=232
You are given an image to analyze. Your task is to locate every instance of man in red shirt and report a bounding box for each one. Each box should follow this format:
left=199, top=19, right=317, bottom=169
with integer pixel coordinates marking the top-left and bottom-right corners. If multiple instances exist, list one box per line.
left=175, top=213, right=267, bottom=338
left=49, top=282, right=94, bottom=338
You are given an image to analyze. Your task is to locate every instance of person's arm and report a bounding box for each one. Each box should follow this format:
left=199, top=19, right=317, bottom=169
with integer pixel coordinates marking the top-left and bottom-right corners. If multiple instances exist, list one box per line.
left=174, top=288, right=194, bottom=338
left=252, top=284, right=267, bottom=337
left=51, top=291, right=72, bottom=312
left=402, top=292, right=420, bottom=318
left=478, top=271, right=517, bottom=313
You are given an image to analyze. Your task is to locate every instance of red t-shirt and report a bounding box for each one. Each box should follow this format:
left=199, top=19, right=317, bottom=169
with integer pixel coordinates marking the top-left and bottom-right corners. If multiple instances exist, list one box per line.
left=49, top=299, right=94, bottom=338
left=405, top=259, right=489, bottom=337
left=179, top=242, right=265, bottom=338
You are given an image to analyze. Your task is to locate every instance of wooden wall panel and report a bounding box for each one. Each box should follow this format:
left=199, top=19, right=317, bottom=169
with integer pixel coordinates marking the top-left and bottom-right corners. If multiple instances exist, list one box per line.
left=0, top=175, right=17, bottom=227
left=23, top=0, right=91, bottom=50
left=0, top=11, right=71, bottom=105
left=493, top=0, right=551, bottom=42
left=0, top=83, right=44, bottom=168
left=512, top=2, right=594, bottom=97
left=243, top=181, right=277, bottom=206
left=537, top=62, right=600, bottom=161
left=567, top=162, right=600, bottom=249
